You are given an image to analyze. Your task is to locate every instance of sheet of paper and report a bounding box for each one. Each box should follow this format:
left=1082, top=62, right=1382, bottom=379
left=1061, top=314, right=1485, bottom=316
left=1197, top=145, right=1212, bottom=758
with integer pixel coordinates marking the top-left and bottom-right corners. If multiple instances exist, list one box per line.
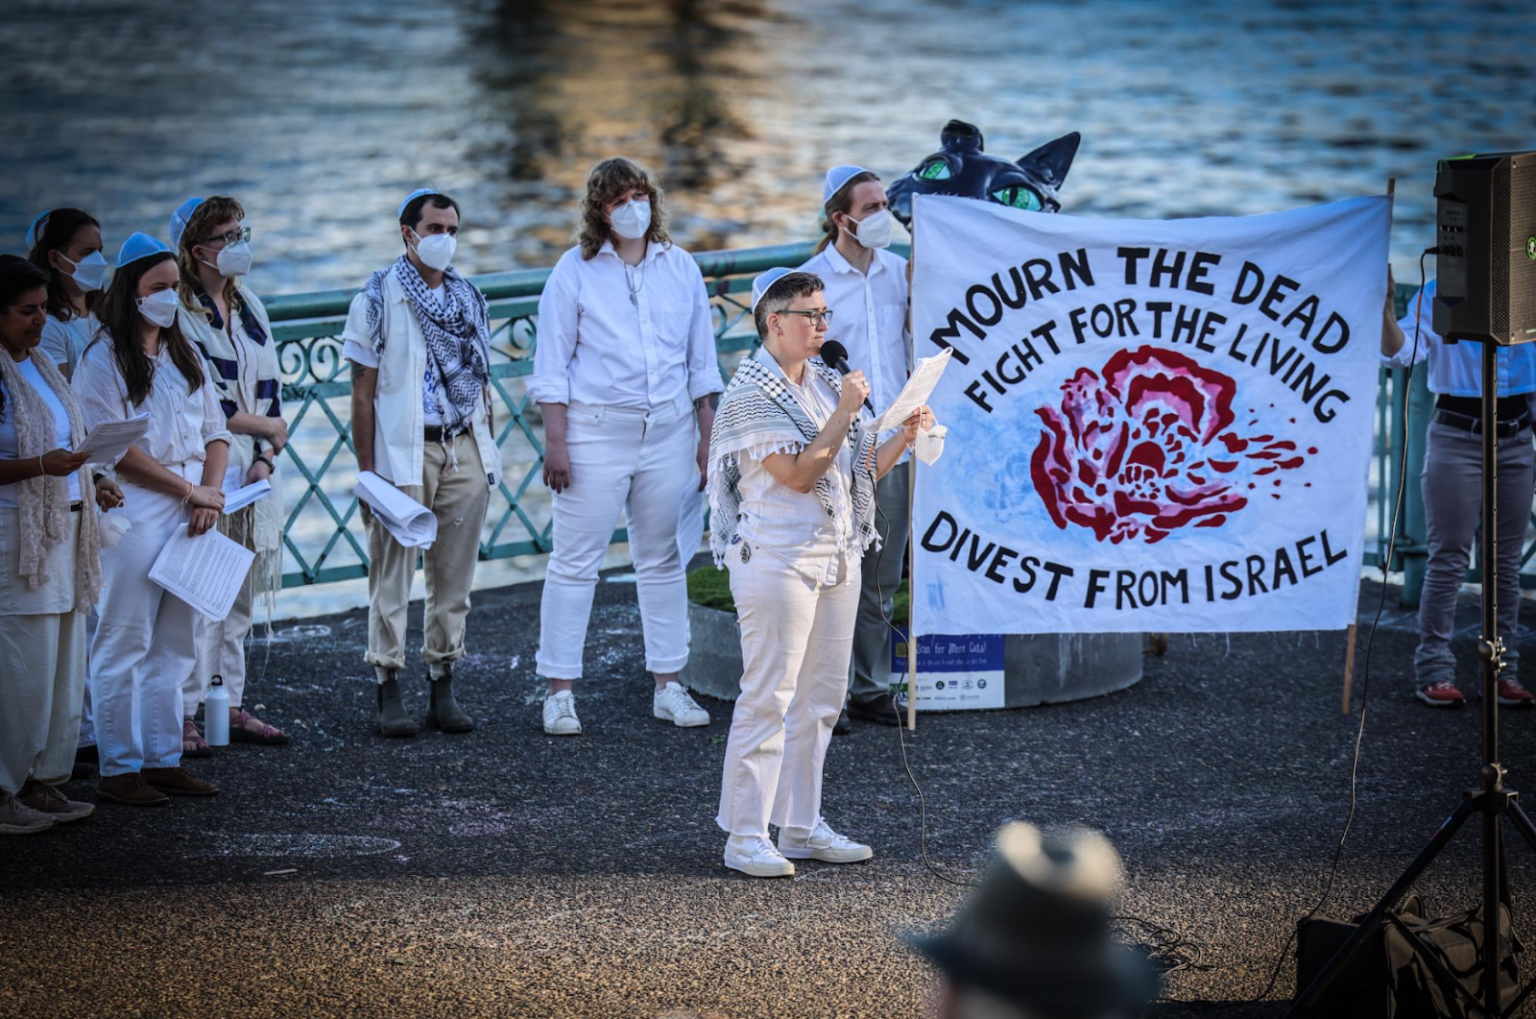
left=149, top=527, right=256, bottom=622
left=874, top=348, right=953, bottom=433
left=222, top=479, right=272, bottom=515
left=79, top=412, right=150, bottom=466
left=354, top=471, right=437, bottom=548
left=676, top=482, right=705, bottom=565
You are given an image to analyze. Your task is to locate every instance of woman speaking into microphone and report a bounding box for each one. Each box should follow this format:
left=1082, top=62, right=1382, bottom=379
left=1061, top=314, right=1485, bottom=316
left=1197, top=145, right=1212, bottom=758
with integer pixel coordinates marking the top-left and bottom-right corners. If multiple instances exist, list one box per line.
left=707, top=267, right=934, bottom=878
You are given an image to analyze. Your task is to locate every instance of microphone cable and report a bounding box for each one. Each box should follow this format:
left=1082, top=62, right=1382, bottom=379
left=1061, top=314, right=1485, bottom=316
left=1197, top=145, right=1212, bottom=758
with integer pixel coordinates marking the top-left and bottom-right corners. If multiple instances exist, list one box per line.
left=1246, top=250, right=1430, bottom=1004
left=870, top=444, right=1209, bottom=979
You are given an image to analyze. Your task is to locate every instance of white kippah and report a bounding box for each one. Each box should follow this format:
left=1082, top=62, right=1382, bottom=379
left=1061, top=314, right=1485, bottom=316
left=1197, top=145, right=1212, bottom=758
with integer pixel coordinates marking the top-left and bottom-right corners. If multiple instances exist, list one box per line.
left=823, top=164, right=873, bottom=205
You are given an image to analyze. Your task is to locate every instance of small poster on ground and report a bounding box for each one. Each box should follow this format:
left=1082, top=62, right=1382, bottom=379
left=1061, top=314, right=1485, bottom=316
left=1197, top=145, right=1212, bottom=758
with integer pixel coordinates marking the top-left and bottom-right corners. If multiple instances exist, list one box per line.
left=890, top=630, right=1007, bottom=711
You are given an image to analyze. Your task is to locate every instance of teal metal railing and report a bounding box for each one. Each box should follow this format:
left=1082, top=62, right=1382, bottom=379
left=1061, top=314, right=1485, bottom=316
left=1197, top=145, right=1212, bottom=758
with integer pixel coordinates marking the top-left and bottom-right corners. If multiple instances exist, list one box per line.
left=260, top=247, right=1512, bottom=608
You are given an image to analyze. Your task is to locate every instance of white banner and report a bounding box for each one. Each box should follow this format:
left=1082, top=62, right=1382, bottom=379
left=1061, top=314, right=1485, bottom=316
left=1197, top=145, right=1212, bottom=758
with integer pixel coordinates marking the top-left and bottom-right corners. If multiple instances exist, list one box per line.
left=910, top=193, right=1391, bottom=635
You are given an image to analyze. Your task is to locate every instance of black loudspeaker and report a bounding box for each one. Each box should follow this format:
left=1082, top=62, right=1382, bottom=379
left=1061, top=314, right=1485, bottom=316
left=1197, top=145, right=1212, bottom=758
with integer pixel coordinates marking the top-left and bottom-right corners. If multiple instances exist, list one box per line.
left=1433, top=150, right=1536, bottom=345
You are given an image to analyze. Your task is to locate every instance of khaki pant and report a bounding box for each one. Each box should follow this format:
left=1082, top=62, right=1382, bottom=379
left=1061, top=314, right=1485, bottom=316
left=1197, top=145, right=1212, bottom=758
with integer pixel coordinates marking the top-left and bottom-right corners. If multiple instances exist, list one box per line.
left=0, top=609, right=86, bottom=792
left=364, top=432, right=491, bottom=677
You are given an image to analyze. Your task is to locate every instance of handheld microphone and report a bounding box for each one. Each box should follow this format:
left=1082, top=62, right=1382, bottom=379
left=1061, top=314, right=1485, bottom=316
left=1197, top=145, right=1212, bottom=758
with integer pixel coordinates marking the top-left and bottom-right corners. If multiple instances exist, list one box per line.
left=816, top=340, right=875, bottom=414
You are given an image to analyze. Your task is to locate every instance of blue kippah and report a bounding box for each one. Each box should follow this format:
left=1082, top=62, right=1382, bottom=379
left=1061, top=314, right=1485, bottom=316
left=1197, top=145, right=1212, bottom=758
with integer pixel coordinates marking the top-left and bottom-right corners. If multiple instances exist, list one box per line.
left=751, top=267, right=797, bottom=312
left=117, top=231, right=171, bottom=268
left=398, top=187, right=439, bottom=218
left=823, top=165, right=873, bottom=205
left=169, top=197, right=204, bottom=247
left=24, top=210, right=52, bottom=250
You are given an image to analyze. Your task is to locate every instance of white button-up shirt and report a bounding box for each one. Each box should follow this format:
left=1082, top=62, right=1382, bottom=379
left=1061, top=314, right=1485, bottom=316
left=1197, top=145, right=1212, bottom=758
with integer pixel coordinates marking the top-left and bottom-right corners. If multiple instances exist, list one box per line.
left=0, top=354, right=81, bottom=507
left=734, top=347, right=856, bottom=588
left=799, top=243, right=911, bottom=441
left=529, top=241, right=725, bottom=411
left=73, top=333, right=233, bottom=471
left=1381, top=278, right=1536, bottom=397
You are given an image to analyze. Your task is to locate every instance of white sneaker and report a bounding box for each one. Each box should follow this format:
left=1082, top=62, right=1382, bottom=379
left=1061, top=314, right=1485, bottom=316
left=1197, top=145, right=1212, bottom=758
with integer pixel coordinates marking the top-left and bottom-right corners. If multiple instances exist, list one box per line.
left=724, top=834, right=796, bottom=878
left=0, top=791, right=55, bottom=835
left=654, top=682, right=710, bottom=727
left=542, top=691, right=582, bottom=736
left=778, top=818, right=873, bottom=863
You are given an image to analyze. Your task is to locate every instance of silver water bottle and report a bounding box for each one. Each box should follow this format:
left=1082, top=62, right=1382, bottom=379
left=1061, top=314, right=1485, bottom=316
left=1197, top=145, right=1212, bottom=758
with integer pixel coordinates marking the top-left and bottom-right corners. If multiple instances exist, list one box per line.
left=205, top=675, right=230, bottom=746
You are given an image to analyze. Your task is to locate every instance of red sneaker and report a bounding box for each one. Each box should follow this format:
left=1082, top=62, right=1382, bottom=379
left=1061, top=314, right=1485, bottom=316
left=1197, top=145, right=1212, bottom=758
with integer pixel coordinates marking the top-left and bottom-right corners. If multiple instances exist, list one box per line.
left=1497, top=678, right=1535, bottom=708
left=1416, top=680, right=1466, bottom=708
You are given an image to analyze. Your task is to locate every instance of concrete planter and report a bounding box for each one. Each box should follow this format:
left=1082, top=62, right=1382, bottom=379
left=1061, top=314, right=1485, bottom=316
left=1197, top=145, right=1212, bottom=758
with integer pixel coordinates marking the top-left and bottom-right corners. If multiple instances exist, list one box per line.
left=679, top=599, right=1143, bottom=708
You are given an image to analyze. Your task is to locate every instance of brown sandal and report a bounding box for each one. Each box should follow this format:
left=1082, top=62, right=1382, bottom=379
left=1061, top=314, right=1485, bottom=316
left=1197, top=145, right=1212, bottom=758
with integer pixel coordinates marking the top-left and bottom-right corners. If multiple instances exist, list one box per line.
left=228, top=709, right=290, bottom=746
left=182, top=718, right=212, bottom=758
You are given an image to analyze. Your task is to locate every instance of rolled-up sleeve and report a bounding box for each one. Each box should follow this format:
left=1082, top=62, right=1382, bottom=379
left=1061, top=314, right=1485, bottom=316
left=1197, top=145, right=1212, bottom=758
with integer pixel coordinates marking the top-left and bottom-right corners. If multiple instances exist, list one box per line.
left=71, top=349, right=130, bottom=469
left=340, top=291, right=377, bottom=366
left=528, top=257, right=578, bottom=406
left=685, top=262, right=725, bottom=400
left=1381, top=287, right=1434, bottom=369
left=198, top=380, right=234, bottom=450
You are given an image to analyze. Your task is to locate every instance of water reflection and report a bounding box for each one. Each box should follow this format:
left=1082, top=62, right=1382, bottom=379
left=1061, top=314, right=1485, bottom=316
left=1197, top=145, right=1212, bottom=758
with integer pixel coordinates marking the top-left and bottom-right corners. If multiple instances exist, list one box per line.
left=3, top=0, right=1533, bottom=617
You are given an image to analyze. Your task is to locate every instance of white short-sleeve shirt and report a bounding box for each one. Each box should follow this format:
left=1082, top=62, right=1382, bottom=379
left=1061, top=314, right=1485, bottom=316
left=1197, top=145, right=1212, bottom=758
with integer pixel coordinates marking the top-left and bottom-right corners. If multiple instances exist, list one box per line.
left=0, top=354, right=81, bottom=507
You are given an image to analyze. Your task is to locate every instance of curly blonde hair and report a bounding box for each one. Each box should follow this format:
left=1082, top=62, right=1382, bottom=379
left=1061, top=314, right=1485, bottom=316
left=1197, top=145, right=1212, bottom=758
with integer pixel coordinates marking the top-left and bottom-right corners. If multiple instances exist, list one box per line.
left=175, top=195, right=246, bottom=325
left=576, top=157, right=671, bottom=260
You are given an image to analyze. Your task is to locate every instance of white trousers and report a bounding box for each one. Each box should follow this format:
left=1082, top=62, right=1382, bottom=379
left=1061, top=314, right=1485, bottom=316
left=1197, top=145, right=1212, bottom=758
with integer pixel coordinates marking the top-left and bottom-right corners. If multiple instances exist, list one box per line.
left=0, top=608, right=86, bottom=792
left=91, top=469, right=199, bottom=777
left=535, top=397, right=696, bottom=680
left=186, top=569, right=255, bottom=714
left=716, top=544, right=860, bottom=838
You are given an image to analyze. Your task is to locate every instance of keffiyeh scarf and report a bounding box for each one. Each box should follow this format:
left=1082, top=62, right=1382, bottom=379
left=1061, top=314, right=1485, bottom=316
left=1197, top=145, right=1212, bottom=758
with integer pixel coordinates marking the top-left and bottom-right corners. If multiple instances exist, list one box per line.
left=362, top=255, right=491, bottom=441
left=707, top=355, right=879, bottom=567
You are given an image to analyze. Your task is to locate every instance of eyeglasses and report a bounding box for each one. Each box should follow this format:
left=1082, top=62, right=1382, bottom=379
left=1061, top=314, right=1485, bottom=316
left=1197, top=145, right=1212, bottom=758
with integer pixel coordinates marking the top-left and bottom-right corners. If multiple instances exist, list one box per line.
left=207, top=226, right=252, bottom=246
left=777, top=309, right=834, bottom=326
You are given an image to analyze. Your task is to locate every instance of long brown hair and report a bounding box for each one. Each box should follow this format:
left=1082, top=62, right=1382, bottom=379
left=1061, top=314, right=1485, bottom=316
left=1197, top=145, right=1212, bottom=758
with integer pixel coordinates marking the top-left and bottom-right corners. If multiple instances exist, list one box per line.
left=576, top=157, right=671, bottom=260
left=813, top=170, right=880, bottom=255
left=94, top=251, right=205, bottom=406
left=175, top=195, right=246, bottom=326
left=26, top=207, right=102, bottom=321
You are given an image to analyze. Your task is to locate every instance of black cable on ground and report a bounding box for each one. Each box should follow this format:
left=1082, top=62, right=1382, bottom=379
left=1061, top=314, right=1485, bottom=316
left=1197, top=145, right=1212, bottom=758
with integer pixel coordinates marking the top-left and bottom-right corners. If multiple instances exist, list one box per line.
left=1245, top=251, right=1429, bottom=1005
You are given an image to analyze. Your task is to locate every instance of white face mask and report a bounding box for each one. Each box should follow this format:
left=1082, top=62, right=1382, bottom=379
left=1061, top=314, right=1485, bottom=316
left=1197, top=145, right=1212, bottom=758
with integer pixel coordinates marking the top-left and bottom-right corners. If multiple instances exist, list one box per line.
left=609, top=199, right=651, bottom=241
left=137, top=289, right=180, bottom=328
left=846, top=208, right=894, bottom=250
left=59, top=251, right=109, bottom=292
left=410, top=229, right=456, bottom=271
left=205, top=240, right=253, bottom=278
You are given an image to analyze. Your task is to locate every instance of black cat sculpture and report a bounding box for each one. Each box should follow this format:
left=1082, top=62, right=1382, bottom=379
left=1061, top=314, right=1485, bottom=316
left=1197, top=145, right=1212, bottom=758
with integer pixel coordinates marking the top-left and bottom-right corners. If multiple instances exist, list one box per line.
left=886, top=119, right=1081, bottom=229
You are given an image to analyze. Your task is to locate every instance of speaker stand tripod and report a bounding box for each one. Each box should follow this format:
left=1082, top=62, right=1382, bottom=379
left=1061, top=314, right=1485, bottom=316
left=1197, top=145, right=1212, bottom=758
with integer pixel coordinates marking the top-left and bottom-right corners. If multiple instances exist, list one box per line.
left=1289, top=338, right=1536, bottom=1018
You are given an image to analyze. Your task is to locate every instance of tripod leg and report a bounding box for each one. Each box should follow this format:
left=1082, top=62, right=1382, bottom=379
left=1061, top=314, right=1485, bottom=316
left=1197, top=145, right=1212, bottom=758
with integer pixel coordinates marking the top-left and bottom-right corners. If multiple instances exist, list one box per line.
left=1287, top=795, right=1480, bottom=1018
left=1509, top=799, right=1536, bottom=854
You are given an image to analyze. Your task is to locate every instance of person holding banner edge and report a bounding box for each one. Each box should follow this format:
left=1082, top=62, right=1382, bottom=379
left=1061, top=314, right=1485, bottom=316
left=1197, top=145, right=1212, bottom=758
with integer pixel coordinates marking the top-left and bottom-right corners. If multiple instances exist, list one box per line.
left=708, top=267, right=934, bottom=878
left=1380, top=267, right=1536, bottom=709
left=800, top=164, right=913, bottom=732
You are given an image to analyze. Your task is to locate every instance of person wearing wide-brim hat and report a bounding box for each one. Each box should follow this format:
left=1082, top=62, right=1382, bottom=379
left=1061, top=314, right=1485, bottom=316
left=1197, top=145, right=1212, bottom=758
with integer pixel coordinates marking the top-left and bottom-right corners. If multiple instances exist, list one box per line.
left=909, top=823, right=1159, bottom=1019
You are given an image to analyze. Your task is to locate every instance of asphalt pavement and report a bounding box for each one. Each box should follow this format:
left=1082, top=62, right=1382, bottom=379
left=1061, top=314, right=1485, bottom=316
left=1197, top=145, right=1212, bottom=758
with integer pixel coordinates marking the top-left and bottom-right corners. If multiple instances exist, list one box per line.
left=3, top=569, right=1534, bottom=1018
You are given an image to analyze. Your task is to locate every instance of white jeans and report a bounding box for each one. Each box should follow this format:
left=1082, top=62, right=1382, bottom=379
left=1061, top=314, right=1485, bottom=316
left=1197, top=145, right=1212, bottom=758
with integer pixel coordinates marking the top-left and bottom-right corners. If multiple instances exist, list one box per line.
left=535, top=397, right=696, bottom=680
left=91, top=467, right=199, bottom=777
left=716, top=542, right=860, bottom=838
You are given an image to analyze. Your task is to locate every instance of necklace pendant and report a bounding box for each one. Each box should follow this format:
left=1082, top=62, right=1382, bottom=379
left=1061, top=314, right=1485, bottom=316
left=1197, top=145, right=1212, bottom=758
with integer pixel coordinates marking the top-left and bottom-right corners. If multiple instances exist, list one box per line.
left=630, top=293, right=638, bottom=305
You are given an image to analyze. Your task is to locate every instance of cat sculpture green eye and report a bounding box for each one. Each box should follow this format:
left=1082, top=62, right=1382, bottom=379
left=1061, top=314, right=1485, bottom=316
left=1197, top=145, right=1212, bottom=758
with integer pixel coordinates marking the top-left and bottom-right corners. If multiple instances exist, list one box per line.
left=920, top=160, right=953, bottom=181
left=992, top=186, right=1043, bottom=211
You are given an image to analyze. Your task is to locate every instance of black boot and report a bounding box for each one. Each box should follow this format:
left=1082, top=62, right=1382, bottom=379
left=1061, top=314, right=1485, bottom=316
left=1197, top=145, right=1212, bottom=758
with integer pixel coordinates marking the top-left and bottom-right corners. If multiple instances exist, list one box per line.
left=426, top=667, right=474, bottom=734
left=375, top=671, right=419, bottom=738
